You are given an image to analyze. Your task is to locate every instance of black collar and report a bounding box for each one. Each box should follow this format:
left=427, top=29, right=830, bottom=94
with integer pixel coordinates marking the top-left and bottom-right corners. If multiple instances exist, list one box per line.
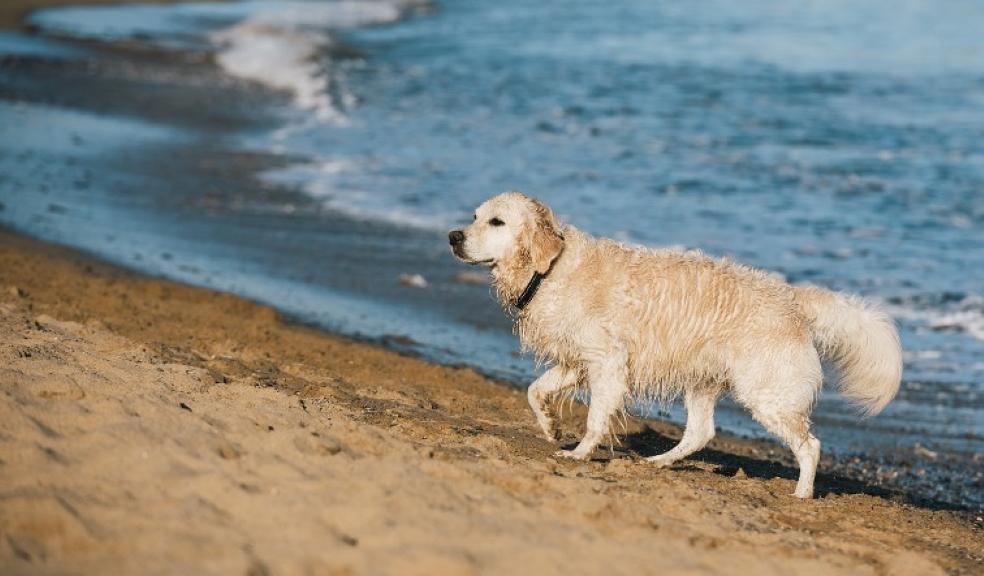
left=513, top=242, right=564, bottom=311
left=514, top=271, right=545, bottom=311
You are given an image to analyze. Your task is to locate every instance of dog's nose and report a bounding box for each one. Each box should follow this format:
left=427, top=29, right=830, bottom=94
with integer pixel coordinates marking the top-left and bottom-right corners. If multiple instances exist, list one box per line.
left=449, top=230, right=465, bottom=245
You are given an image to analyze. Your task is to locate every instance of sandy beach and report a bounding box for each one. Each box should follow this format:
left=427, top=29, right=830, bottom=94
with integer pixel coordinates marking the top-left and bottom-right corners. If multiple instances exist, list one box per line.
left=1, top=230, right=981, bottom=575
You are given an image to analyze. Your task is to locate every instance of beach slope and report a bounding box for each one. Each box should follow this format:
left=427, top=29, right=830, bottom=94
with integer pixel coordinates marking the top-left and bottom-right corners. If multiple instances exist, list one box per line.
left=0, top=230, right=981, bottom=575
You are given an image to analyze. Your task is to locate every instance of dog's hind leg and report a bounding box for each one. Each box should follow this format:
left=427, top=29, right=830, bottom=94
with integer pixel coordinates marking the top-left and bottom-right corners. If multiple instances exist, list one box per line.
left=528, top=366, right=578, bottom=442
left=646, top=388, right=718, bottom=468
left=733, top=344, right=823, bottom=498
left=556, top=354, right=627, bottom=461
left=751, top=407, right=820, bottom=498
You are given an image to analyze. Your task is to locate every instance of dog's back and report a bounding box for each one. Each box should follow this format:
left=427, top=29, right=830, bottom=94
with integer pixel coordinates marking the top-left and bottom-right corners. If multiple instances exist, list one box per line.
left=534, top=232, right=809, bottom=398
left=560, top=233, right=900, bottom=410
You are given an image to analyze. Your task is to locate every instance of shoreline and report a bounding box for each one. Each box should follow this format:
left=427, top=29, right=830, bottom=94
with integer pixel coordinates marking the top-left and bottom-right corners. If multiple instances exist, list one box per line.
left=0, top=0, right=199, bottom=30
left=1, top=223, right=982, bottom=574
left=0, top=0, right=979, bottom=511
left=2, top=224, right=977, bottom=513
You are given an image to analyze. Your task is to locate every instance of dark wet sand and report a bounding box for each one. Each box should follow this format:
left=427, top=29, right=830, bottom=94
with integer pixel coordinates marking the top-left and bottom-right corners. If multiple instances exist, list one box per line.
left=0, top=0, right=201, bottom=30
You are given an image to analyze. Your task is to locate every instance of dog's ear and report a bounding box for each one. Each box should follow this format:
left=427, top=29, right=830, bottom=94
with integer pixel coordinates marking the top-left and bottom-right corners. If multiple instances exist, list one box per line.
left=527, top=198, right=564, bottom=274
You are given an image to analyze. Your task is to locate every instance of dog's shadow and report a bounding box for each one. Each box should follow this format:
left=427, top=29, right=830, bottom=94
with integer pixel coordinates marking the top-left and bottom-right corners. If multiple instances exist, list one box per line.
left=567, top=427, right=967, bottom=512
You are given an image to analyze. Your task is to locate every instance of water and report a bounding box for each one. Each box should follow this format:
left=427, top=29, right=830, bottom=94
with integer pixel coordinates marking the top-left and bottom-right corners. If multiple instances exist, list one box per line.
left=2, top=0, right=982, bottom=473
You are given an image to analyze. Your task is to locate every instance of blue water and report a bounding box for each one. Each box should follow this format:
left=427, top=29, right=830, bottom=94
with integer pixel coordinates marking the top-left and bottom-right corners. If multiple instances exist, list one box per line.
left=303, top=0, right=984, bottom=300
left=2, top=0, right=982, bottom=464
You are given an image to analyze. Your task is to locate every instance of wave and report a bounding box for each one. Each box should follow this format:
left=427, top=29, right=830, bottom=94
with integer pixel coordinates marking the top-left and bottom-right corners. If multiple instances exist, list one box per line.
left=29, top=0, right=440, bottom=229
left=259, top=159, right=459, bottom=230
left=211, top=1, right=410, bottom=122
left=30, top=1, right=420, bottom=122
left=885, top=293, right=984, bottom=342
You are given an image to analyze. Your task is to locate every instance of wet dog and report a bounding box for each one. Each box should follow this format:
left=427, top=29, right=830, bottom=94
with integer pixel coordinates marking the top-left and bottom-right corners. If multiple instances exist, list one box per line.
left=449, top=191, right=902, bottom=498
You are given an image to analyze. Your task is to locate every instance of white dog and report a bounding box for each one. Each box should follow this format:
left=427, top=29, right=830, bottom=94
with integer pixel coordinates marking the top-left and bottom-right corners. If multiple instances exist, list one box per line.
left=449, top=192, right=902, bottom=498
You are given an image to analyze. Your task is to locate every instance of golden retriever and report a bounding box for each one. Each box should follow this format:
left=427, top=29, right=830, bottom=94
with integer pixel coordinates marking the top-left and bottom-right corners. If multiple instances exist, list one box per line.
left=449, top=191, right=902, bottom=498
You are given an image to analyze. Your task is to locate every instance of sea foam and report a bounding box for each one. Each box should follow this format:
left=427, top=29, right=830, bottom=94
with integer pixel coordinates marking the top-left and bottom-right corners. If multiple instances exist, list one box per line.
left=30, top=1, right=413, bottom=121
left=886, top=294, right=984, bottom=342
left=210, top=1, right=406, bottom=122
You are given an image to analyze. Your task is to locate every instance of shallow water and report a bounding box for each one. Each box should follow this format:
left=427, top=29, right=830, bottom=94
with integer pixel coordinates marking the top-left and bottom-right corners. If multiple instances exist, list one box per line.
left=2, top=0, right=982, bottom=477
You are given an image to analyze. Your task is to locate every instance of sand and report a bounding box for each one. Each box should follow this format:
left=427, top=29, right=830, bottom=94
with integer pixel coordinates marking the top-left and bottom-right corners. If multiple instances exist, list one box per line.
left=0, top=229, right=981, bottom=576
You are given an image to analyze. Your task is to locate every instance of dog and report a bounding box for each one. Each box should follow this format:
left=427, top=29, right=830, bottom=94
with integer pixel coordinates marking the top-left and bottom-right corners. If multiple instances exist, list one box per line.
left=449, top=191, right=902, bottom=498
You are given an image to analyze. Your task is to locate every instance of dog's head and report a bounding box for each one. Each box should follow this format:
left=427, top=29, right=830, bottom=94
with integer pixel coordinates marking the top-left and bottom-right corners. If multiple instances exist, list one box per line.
left=449, top=192, right=564, bottom=286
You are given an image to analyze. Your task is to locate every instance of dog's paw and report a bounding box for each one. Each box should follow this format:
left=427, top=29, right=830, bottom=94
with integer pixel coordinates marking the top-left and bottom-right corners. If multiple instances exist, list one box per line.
left=553, top=449, right=588, bottom=461
left=539, top=426, right=561, bottom=443
left=534, top=416, right=561, bottom=443
left=645, top=455, right=676, bottom=468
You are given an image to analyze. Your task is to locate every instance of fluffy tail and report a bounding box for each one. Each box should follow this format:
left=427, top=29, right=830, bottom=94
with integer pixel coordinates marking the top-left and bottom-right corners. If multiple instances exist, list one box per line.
left=795, top=285, right=902, bottom=416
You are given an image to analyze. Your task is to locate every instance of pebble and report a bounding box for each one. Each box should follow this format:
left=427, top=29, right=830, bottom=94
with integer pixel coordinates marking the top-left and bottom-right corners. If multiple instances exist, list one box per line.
left=398, top=274, right=428, bottom=288
left=217, top=443, right=241, bottom=460
left=913, top=444, right=938, bottom=460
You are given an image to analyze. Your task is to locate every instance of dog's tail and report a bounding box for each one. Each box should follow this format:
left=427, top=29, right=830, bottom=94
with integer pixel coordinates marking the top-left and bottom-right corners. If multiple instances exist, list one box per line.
left=795, top=285, right=902, bottom=416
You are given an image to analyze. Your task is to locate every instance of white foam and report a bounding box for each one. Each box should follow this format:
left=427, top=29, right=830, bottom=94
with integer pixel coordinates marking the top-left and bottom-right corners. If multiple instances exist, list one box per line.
left=260, top=159, right=458, bottom=231
left=31, top=1, right=410, bottom=121
left=886, top=295, right=984, bottom=342
left=928, top=309, right=984, bottom=341
left=210, top=1, right=406, bottom=122
left=32, top=0, right=443, bottom=223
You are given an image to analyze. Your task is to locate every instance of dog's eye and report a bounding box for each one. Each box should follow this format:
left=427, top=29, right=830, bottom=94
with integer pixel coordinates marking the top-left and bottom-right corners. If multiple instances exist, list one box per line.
left=472, top=214, right=477, bottom=221
left=489, top=217, right=504, bottom=226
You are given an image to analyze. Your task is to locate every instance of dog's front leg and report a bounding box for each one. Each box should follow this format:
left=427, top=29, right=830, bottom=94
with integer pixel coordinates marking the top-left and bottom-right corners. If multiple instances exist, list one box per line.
left=527, top=366, right=578, bottom=442
left=556, top=355, right=627, bottom=461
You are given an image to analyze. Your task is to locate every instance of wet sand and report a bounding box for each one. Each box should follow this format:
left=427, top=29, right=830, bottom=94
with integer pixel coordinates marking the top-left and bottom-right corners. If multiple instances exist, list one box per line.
left=0, top=0, right=197, bottom=29
left=1, top=229, right=982, bottom=575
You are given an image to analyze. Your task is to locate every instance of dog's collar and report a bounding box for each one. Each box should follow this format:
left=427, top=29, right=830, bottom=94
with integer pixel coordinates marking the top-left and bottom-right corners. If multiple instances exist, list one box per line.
left=514, top=271, right=545, bottom=311
left=514, top=245, right=564, bottom=311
